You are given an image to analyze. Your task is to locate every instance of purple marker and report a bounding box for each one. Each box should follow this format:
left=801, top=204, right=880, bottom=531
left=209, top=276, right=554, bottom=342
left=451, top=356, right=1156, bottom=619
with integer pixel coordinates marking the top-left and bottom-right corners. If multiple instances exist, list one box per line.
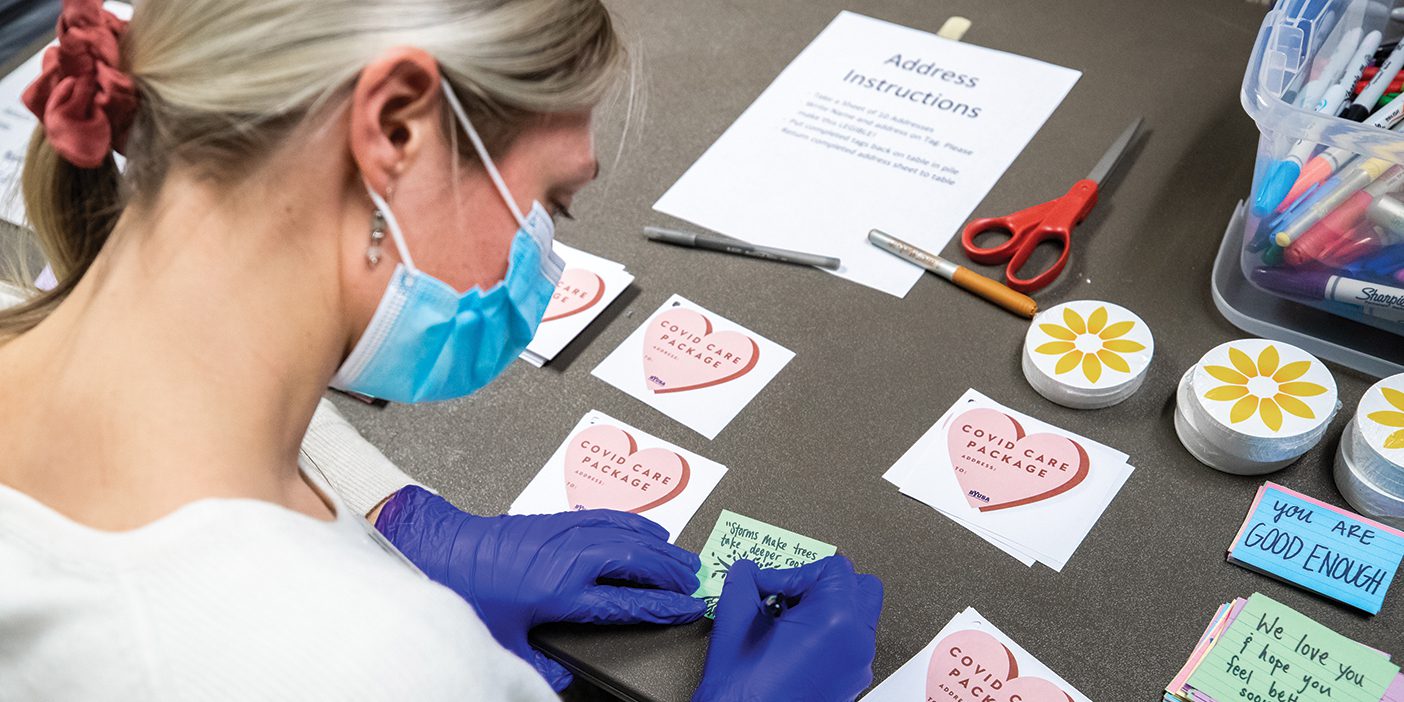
left=1253, top=267, right=1404, bottom=323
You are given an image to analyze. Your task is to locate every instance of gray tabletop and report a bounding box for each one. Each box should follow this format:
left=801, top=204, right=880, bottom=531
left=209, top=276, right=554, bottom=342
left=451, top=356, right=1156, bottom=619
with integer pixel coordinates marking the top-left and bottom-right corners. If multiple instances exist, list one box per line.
left=327, top=1, right=1404, bottom=700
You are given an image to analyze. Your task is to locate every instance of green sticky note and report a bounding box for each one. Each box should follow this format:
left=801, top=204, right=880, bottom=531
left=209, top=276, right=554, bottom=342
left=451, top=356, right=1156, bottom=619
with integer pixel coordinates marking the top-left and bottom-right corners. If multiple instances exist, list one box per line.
left=693, top=509, right=837, bottom=618
left=1186, top=593, right=1399, bottom=702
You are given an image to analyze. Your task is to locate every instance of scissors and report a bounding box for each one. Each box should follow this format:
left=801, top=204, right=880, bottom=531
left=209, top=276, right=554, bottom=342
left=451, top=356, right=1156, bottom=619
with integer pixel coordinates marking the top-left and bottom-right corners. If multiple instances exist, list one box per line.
left=960, top=118, right=1142, bottom=293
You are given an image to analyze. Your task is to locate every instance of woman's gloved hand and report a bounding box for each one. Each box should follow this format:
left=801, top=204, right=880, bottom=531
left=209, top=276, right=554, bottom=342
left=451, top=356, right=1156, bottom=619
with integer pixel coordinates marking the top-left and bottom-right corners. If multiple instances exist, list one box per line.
left=376, top=486, right=707, bottom=691
left=693, top=555, right=884, bottom=702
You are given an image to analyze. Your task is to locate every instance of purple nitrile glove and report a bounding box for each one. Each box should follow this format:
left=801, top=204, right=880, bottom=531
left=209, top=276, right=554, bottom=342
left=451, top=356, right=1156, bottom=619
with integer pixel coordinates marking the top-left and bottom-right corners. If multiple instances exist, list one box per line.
left=693, top=555, right=884, bottom=702
left=376, top=486, right=706, bottom=691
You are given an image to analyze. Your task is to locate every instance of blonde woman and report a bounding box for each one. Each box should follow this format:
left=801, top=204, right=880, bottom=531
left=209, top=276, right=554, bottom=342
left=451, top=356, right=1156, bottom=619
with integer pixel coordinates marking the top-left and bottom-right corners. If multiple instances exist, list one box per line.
left=0, top=0, right=882, bottom=700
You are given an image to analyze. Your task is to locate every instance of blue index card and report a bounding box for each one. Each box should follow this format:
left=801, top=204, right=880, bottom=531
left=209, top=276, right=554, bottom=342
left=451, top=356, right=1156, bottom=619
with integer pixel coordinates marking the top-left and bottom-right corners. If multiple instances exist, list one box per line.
left=1227, top=482, right=1404, bottom=614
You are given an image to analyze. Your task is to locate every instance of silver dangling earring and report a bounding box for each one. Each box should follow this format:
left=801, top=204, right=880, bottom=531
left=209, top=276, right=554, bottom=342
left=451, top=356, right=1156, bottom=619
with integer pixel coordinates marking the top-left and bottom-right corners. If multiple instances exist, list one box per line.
left=367, top=209, right=387, bottom=268
left=367, top=181, right=394, bottom=268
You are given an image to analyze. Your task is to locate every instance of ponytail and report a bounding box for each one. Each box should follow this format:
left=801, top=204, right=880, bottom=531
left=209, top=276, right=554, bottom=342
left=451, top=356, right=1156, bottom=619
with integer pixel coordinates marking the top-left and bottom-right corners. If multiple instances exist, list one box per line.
left=0, top=129, right=123, bottom=340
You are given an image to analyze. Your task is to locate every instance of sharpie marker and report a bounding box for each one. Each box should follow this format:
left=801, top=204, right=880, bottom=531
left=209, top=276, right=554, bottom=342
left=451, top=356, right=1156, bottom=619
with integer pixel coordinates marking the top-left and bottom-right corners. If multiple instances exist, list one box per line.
left=1276, top=160, right=1400, bottom=246
left=1343, top=243, right=1404, bottom=283
left=1319, top=29, right=1381, bottom=115
left=1256, top=29, right=1379, bottom=216
left=866, top=229, right=1038, bottom=318
left=1342, top=41, right=1404, bottom=121
left=1280, top=94, right=1404, bottom=210
left=1281, top=164, right=1404, bottom=262
left=1253, top=267, right=1404, bottom=322
left=645, top=226, right=841, bottom=270
left=1298, top=27, right=1365, bottom=112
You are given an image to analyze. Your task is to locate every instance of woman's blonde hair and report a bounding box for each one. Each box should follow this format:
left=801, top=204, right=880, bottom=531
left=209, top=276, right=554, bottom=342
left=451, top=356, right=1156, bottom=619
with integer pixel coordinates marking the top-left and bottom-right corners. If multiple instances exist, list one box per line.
left=1, top=0, right=625, bottom=338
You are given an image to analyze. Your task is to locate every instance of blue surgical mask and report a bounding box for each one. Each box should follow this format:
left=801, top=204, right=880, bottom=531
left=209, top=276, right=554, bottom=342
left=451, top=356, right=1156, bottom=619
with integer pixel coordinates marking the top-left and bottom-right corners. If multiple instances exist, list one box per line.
left=329, top=78, right=565, bottom=403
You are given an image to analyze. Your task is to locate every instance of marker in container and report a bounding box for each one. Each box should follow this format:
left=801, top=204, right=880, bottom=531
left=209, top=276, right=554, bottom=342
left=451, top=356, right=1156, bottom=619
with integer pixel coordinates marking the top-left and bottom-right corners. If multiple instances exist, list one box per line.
left=1280, top=92, right=1404, bottom=209
left=1275, top=159, right=1398, bottom=246
left=1256, top=29, right=1378, bottom=216
left=866, top=228, right=1038, bottom=318
left=1253, top=267, right=1404, bottom=322
left=1343, top=42, right=1404, bottom=121
left=1298, top=27, right=1366, bottom=112
left=644, top=226, right=840, bottom=270
left=1368, top=193, right=1404, bottom=235
left=1281, top=164, right=1404, bottom=261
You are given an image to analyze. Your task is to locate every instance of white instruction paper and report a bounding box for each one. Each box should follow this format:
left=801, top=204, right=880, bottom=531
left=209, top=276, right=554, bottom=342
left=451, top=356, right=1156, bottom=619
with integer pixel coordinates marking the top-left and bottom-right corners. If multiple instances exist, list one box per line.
left=654, top=11, right=1080, bottom=297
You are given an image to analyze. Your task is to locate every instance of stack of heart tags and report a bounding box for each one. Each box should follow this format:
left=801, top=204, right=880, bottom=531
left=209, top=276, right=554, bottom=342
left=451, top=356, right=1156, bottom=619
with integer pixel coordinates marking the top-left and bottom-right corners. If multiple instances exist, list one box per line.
left=591, top=294, right=794, bottom=440
left=520, top=243, right=635, bottom=367
left=1022, top=300, right=1154, bottom=409
left=1337, top=373, right=1404, bottom=529
left=510, top=409, right=728, bottom=543
left=883, top=389, right=1134, bottom=570
left=1174, top=338, right=1340, bottom=475
left=859, top=607, right=1090, bottom=702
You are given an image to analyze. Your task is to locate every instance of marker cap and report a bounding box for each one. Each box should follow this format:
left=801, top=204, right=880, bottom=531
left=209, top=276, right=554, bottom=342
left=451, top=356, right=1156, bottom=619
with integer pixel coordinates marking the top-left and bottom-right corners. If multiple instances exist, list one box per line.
left=1251, top=266, right=1330, bottom=300
left=1368, top=194, right=1404, bottom=235
left=1342, top=103, right=1371, bottom=122
left=1254, top=161, right=1301, bottom=216
left=1281, top=190, right=1371, bottom=261
left=1280, top=156, right=1334, bottom=212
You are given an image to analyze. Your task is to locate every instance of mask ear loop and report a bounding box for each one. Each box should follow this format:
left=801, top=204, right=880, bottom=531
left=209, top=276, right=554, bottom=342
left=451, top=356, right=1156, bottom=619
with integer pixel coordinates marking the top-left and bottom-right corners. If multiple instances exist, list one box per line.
left=364, top=184, right=417, bottom=272
left=439, top=77, right=528, bottom=229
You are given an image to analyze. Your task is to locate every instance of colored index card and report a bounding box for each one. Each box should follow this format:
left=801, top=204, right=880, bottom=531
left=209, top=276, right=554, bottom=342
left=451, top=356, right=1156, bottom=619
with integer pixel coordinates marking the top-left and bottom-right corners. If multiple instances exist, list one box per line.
left=693, top=509, right=836, bottom=618
left=1228, top=482, right=1404, bottom=614
left=1187, top=593, right=1400, bottom=702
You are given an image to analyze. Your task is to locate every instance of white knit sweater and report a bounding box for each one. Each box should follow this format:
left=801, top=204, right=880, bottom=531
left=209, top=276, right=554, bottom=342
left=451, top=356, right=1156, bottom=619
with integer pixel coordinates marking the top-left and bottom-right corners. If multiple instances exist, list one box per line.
left=0, top=292, right=557, bottom=701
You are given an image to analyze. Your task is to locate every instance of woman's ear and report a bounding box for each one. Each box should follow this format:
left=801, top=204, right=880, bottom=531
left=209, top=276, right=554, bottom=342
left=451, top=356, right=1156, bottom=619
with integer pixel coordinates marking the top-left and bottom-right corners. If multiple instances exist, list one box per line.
left=348, top=48, right=443, bottom=195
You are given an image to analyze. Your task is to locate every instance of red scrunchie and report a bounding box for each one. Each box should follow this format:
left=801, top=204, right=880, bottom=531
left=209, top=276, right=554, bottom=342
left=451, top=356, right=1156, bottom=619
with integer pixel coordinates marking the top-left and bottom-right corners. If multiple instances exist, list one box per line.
left=21, top=0, right=137, bottom=169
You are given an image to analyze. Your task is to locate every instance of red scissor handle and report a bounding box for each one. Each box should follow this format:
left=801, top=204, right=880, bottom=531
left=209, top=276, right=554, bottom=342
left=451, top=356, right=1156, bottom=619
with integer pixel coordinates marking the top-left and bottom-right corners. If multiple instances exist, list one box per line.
left=961, top=199, right=1059, bottom=264
left=960, top=179, right=1100, bottom=293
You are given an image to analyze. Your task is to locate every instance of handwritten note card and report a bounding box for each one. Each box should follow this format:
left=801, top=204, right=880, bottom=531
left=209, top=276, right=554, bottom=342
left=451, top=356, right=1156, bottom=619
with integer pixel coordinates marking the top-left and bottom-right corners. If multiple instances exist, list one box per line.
left=1228, top=483, right=1404, bottom=614
left=693, top=509, right=835, bottom=618
left=1186, top=593, right=1400, bottom=702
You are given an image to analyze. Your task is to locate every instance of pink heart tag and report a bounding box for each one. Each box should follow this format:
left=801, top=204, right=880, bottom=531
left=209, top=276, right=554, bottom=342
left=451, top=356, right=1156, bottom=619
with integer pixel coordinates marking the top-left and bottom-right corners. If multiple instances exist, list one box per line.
left=927, top=629, right=1074, bottom=702
left=564, top=424, right=690, bottom=513
left=542, top=268, right=605, bottom=322
left=946, top=408, right=1089, bottom=512
left=642, top=307, right=759, bottom=394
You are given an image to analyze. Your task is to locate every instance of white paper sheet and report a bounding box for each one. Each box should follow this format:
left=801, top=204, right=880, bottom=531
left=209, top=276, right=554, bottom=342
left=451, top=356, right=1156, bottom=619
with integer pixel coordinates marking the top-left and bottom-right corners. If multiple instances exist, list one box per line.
left=654, top=11, right=1081, bottom=297
left=591, top=294, right=794, bottom=439
left=509, top=409, right=726, bottom=543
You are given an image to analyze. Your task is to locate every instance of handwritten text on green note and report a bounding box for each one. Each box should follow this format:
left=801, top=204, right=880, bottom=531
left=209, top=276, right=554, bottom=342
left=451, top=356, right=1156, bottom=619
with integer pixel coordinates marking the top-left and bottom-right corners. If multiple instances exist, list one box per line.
left=692, top=509, right=837, bottom=618
left=1186, top=593, right=1398, bottom=702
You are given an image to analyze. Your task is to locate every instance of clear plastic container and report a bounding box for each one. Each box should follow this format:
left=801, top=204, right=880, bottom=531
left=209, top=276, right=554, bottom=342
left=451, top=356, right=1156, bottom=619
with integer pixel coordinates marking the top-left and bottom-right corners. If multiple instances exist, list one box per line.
left=1240, top=0, right=1404, bottom=337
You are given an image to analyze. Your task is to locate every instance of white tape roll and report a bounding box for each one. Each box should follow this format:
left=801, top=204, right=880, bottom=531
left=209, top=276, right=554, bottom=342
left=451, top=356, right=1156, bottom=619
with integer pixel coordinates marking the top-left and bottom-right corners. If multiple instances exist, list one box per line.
left=1333, top=373, right=1404, bottom=527
left=1335, top=423, right=1404, bottom=530
left=1021, top=301, right=1153, bottom=409
left=1173, top=339, right=1339, bottom=475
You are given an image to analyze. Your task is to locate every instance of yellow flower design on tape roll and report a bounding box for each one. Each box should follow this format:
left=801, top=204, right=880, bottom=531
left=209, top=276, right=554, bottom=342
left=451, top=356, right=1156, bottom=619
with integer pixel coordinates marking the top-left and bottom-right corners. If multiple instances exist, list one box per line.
left=1034, top=305, right=1146, bottom=384
left=1201, top=344, right=1328, bottom=432
left=1366, top=386, right=1404, bottom=450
